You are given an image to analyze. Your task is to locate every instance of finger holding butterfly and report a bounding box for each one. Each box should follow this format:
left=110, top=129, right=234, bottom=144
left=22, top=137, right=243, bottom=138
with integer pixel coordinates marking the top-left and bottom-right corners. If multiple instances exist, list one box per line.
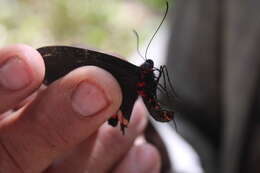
left=0, top=63, right=122, bottom=172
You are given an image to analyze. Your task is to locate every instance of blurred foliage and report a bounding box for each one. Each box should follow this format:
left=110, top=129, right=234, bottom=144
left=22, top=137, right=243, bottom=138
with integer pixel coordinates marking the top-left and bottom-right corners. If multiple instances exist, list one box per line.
left=141, top=0, right=173, bottom=9
left=0, top=0, right=170, bottom=56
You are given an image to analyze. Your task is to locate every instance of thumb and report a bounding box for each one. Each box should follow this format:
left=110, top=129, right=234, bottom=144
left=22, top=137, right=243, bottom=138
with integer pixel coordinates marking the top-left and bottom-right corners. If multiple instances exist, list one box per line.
left=0, top=66, right=122, bottom=173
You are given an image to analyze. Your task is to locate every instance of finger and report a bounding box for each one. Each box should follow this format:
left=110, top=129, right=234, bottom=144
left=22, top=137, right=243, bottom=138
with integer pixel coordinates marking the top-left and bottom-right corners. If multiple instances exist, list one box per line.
left=44, top=99, right=148, bottom=173
left=12, top=85, right=46, bottom=111
left=86, top=100, right=148, bottom=172
left=0, top=66, right=122, bottom=173
left=44, top=134, right=98, bottom=173
left=0, top=44, right=45, bottom=113
left=113, top=143, right=161, bottom=173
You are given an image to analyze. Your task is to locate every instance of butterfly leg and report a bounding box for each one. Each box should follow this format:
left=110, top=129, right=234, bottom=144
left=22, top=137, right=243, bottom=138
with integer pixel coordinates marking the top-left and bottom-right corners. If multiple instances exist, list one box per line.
left=161, top=65, right=178, bottom=97
left=117, top=110, right=129, bottom=135
left=108, top=110, right=129, bottom=135
left=161, top=110, right=174, bottom=121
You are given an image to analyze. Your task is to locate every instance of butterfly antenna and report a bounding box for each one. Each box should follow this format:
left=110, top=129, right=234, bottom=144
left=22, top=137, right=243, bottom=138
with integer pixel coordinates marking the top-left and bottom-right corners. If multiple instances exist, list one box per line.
left=133, top=30, right=146, bottom=61
left=145, top=1, right=169, bottom=59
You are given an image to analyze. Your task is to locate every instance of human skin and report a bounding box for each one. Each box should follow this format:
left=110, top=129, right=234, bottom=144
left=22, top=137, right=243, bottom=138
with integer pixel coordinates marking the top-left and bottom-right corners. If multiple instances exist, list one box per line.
left=0, top=44, right=161, bottom=173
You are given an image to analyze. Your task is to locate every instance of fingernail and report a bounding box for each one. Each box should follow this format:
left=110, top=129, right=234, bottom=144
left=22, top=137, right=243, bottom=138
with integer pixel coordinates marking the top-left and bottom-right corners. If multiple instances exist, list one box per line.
left=71, top=81, right=109, bottom=116
left=0, top=57, right=31, bottom=90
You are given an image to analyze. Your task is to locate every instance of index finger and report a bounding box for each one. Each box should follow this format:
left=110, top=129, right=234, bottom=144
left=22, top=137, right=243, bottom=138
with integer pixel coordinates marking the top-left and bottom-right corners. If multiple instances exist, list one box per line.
left=0, top=44, right=45, bottom=113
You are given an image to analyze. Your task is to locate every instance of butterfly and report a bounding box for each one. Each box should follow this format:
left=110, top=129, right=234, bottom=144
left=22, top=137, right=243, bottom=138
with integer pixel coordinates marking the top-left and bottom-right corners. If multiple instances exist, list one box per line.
left=37, top=1, right=178, bottom=134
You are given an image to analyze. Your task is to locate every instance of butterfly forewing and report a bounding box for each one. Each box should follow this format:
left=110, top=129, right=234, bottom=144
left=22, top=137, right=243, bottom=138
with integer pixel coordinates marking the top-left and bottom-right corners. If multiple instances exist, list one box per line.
left=38, top=46, right=140, bottom=129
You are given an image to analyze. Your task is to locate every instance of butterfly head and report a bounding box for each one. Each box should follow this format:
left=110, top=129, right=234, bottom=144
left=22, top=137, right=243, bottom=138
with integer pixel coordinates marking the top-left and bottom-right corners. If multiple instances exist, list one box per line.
left=141, top=59, right=154, bottom=71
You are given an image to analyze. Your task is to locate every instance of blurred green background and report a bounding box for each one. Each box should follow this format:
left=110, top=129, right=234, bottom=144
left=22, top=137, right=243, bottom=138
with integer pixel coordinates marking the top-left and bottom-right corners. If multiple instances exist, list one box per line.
left=0, top=0, right=170, bottom=58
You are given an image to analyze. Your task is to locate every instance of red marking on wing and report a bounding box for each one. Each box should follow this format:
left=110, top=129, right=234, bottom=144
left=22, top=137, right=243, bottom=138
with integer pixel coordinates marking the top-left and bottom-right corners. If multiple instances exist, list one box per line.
left=137, top=90, right=147, bottom=97
left=117, top=110, right=128, bottom=126
left=111, top=113, right=118, bottom=118
left=137, top=81, right=145, bottom=87
left=110, top=110, right=129, bottom=134
left=162, top=111, right=174, bottom=121
left=155, top=105, right=160, bottom=110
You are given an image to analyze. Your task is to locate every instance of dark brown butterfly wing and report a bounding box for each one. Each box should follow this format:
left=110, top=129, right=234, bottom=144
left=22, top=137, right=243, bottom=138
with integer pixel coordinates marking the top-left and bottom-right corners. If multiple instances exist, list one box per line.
left=142, top=95, right=174, bottom=122
left=139, top=64, right=178, bottom=123
left=37, top=46, right=140, bottom=126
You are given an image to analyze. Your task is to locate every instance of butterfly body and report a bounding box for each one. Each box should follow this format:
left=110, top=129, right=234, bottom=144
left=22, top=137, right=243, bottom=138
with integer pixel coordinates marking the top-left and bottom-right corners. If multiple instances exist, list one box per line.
left=137, top=59, right=174, bottom=123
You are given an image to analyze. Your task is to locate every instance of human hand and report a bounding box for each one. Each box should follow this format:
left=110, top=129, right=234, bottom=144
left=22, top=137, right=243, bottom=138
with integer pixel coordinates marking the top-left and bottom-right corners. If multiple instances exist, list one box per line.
left=0, top=44, right=161, bottom=173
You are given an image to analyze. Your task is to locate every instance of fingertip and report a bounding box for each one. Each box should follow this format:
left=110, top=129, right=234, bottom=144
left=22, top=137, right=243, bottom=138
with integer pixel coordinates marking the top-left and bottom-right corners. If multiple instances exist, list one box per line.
left=12, top=44, right=45, bottom=83
left=131, top=143, right=162, bottom=173
left=137, top=143, right=162, bottom=172
left=114, top=143, right=161, bottom=173
left=0, top=44, right=45, bottom=89
left=0, top=44, right=45, bottom=112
